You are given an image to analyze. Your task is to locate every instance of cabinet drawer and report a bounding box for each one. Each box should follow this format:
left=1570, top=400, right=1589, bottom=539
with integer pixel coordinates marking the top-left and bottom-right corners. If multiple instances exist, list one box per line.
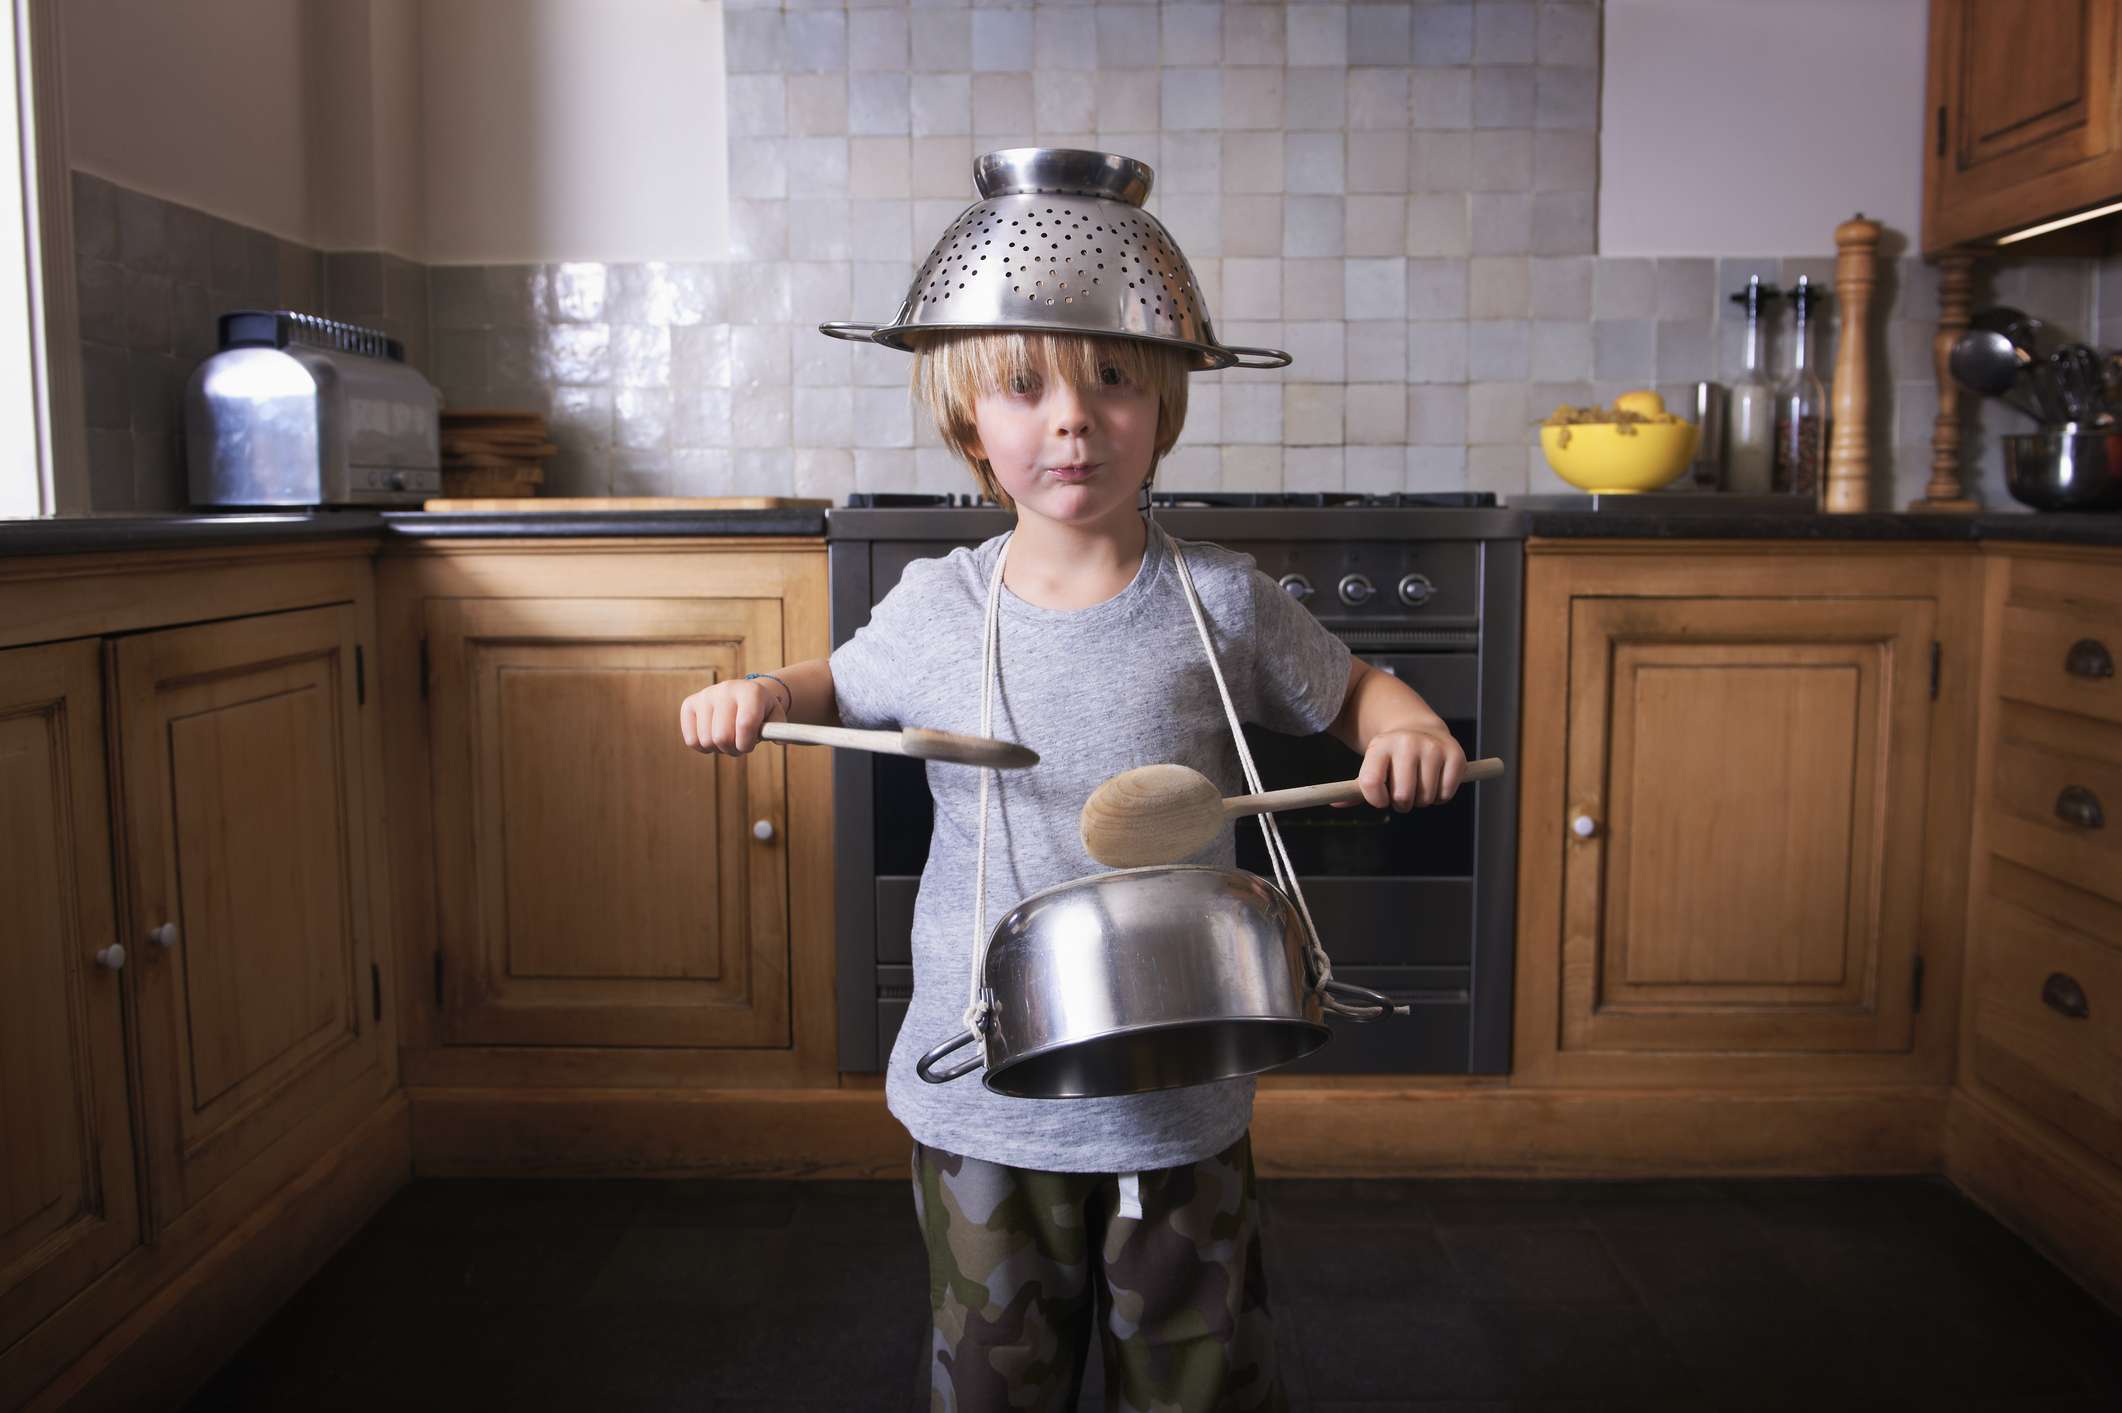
left=1988, top=700, right=2122, bottom=906
left=1998, top=559, right=2122, bottom=727
left=1973, top=862, right=2122, bottom=1170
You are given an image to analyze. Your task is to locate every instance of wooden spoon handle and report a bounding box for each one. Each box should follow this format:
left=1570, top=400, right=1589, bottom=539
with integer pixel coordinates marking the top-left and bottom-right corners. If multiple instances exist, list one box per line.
left=1222, top=757, right=1507, bottom=817
left=760, top=721, right=913, bottom=756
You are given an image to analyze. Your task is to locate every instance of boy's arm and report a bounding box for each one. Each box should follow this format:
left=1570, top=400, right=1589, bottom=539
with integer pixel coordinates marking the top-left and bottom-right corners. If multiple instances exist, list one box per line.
left=756, top=657, right=840, bottom=727
left=1324, top=658, right=1468, bottom=809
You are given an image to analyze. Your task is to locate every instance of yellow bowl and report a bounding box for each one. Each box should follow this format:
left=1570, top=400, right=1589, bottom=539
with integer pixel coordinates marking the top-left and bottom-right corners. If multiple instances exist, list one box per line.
left=1538, top=421, right=1698, bottom=494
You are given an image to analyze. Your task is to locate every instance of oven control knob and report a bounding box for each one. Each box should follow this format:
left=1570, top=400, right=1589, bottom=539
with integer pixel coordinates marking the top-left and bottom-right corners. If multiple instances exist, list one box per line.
left=388, top=472, right=409, bottom=492
left=1278, top=574, right=1314, bottom=602
left=1338, top=574, right=1376, bottom=607
left=1398, top=573, right=1436, bottom=607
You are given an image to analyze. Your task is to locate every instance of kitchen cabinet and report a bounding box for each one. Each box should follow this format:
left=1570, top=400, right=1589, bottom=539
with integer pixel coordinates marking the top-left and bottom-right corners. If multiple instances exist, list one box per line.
left=1513, top=545, right=1978, bottom=1088
left=0, top=641, right=139, bottom=1362
left=1923, top=0, right=2122, bottom=252
left=424, top=595, right=790, bottom=1048
left=378, top=538, right=837, bottom=1157
left=1951, top=546, right=2122, bottom=1310
left=110, top=604, right=393, bottom=1232
left=0, top=545, right=407, bottom=1411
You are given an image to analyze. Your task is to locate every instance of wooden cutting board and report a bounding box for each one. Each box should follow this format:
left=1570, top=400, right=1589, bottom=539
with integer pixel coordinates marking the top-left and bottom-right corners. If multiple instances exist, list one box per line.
left=420, top=496, right=832, bottom=512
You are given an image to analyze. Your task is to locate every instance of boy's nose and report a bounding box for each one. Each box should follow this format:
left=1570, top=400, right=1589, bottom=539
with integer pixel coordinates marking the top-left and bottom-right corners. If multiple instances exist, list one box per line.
left=1048, top=385, right=1092, bottom=437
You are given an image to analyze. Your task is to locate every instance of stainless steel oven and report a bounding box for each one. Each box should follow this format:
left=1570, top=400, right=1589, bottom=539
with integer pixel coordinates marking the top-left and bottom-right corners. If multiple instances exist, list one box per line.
left=829, top=492, right=1523, bottom=1075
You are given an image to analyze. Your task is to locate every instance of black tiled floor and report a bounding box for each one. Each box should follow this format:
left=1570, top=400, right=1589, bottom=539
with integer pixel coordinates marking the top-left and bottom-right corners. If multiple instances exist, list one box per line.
left=178, top=1174, right=2122, bottom=1412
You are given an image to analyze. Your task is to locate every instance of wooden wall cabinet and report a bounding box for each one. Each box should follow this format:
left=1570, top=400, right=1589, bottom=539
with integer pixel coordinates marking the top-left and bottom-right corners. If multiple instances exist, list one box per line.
left=379, top=538, right=837, bottom=1161
left=1515, top=546, right=1978, bottom=1090
left=1923, top=0, right=2122, bottom=252
left=0, top=546, right=404, bottom=1410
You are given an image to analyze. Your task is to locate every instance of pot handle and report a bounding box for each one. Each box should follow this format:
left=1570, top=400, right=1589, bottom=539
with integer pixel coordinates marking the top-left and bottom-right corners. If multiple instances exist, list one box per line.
left=819, top=321, right=885, bottom=344
left=1322, top=978, right=1407, bottom=1019
left=916, top=1028, right=983, bottom=1083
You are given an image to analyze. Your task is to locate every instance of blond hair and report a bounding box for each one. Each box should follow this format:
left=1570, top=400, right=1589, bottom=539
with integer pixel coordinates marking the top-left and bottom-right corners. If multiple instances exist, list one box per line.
left=907, top=331, right=1191, bottom=508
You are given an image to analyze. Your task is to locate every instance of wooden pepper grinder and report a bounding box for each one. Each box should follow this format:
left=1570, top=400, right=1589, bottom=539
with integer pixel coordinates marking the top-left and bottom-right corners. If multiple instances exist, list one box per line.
left=1824, top=213, right=1882, bottom=513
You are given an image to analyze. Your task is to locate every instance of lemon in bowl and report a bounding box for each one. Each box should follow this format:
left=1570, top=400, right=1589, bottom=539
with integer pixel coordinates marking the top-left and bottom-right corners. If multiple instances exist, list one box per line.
left=1538, top=390, right=1698, bottom=494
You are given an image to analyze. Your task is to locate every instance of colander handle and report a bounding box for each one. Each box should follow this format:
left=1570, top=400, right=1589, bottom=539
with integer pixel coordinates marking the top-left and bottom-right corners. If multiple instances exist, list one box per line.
left=818, top=322, right=885, bottom=344
left=916, top=1028, right=982, bottom=1084
left=1224, top=344, right=1293, bottom=369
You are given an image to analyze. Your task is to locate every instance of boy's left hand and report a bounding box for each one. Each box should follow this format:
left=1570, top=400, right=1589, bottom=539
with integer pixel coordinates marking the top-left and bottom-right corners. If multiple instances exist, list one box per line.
left=1339, top=728, right=1467, bottom=811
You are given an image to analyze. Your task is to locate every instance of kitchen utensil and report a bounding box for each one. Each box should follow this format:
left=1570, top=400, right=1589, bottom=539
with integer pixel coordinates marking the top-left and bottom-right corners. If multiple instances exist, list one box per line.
left=1079, top=758, right=1509, bottom=869
left=759, top=721, right=1038, bottom=769
left=820, top=147, right=1291, bottom=371
left=1947, top=327, right=2045, bottom=420
left=2002, top=424, right=2122, bottom=510
left=915, top=865, right=1399, bottom=1096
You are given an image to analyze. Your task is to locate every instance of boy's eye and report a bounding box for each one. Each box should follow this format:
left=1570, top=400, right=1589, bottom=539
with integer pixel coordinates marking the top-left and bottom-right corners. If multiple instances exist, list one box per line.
left=1007, top=373, right=1039, bottom=396
left=1098, top=365, right=1125, bottom=386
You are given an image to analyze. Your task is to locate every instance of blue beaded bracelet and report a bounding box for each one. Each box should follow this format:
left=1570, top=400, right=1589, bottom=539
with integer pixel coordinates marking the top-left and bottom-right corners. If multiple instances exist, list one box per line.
left=743, top=672, right=793, bottom=718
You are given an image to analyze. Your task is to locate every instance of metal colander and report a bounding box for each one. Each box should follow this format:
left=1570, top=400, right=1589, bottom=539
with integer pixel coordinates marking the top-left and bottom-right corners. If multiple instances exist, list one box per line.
left=819, top=148, right=1291, bottom=372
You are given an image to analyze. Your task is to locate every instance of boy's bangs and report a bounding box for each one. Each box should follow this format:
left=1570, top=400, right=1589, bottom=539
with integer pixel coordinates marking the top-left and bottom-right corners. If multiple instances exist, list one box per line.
left=953, top=332, right=1178, bottom=396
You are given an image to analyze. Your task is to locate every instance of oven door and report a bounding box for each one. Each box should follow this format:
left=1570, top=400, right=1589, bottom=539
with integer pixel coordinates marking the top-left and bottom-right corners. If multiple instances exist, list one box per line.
left=1234, top=648, right=1482, bottom=1072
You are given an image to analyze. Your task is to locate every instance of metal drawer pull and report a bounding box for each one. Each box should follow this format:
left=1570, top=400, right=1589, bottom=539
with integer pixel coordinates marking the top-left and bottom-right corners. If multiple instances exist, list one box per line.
left=2055, top=785, right=2105, bottom=830
left=2042, top=972, right=2090, bottom=1020
left=2065, top=638, right=2114, bottom=680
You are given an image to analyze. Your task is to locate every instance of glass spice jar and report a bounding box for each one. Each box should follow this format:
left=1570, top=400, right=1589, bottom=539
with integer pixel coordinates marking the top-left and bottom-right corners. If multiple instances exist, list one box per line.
left=1774, top=276, right=1828, bottom=502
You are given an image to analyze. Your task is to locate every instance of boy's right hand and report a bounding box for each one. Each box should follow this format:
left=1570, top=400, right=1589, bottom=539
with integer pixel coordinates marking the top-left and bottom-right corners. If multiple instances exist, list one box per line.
left=679, top=677, right=788, bottom=756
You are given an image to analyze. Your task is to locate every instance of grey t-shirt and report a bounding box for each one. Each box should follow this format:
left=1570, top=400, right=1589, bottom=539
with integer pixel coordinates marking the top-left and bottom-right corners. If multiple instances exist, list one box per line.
left=829, top=519, right=1352, bottom=1173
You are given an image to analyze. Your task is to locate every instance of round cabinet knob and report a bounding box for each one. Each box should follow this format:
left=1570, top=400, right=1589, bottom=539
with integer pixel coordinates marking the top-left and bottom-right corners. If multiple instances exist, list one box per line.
left=388, top=472, right=409, bottom=492
left=95, top=943, right=126, bottom=971
left=1398, top=573, right=1436, bottom=607
left=1338, top=574, right=1376, bottom=607
left=752, top=819, right=776, bottom=842
left=1570, top=812, right=1599, bottom=840
left=1277, top=574, right=1313, bottom=602
left=149, top=922, right=179, bottom=950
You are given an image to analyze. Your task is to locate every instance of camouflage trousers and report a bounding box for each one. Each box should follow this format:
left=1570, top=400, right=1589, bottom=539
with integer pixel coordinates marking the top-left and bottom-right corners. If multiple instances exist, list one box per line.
left=911, top=1132, right=1286, bottom=1413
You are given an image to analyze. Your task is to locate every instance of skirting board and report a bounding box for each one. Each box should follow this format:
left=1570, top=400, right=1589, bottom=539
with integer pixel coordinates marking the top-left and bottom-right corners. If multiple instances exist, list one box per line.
left=1946, top=1088, right=2122, bottom=1314
left=408, top=1085, right=1946, bottom=1180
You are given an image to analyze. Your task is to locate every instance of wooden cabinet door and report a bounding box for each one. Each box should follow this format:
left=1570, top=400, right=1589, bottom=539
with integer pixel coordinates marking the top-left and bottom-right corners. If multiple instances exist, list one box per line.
left=426, top=597, right=790, bottom=1048
left=1926, top=0, right=2122, bottom=249
left=1560, top=597, right=1937, bottom=1055
left=112, top=605, right=384, bottom=1231
left=0, top=642, right=139, bottom=1353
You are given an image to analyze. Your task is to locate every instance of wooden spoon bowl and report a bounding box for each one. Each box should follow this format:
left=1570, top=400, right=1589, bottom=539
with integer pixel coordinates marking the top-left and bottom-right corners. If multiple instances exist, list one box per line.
left=1080, top=757, right=1507, bottom=868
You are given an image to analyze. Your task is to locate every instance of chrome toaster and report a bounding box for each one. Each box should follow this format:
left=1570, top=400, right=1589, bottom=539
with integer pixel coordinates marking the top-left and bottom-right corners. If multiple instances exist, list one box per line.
left=187, top=310, right=442, bottom=507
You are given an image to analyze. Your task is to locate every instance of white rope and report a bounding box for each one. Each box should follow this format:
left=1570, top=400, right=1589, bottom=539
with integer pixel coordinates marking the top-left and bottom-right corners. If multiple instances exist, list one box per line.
left=1168, top=534, right=1400, bottom=1020
left=963, top=532, right=1013, bottom=1033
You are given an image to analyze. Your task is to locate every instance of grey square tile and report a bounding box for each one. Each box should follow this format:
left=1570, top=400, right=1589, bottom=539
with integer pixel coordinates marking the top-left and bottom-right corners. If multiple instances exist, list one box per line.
left=1475, top=2, right=1537, bottom=64
left=1594, top=319, right=1655, bottom=381
left=1470, top=257, right=1531, bottom=318
left=1531, top=256, right=1592, bottom=320
left=1473, top=67, right=1536, bottom=129
left=1349, top=5, right=1411, bottom=65
left=1412, top=3, right=1474, bottom=65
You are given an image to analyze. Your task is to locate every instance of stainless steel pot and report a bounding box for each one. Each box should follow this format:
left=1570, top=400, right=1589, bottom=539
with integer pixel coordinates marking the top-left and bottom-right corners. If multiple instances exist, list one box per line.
left=915, top=865, right=1394, bottom=1099
left=2003, top=424, right=2122, bottom=511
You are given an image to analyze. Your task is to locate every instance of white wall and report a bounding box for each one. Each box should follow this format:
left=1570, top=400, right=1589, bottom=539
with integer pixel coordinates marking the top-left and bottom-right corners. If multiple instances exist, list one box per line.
left=63, top=0, right=316, bottom=243
left=3, top=3, right=44, bottom=516
left=1599, top=0, right=1928, bottom=256
left=64, top=0, right=723, bottom=264
left=418, top=0, right=727, bottom=264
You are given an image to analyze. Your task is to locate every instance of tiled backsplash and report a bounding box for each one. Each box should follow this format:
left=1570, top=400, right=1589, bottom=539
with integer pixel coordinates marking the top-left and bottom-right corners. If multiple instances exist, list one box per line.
left=72, top=2, right=2116, bottom=513
left=71, top=172, right=428, bottom=512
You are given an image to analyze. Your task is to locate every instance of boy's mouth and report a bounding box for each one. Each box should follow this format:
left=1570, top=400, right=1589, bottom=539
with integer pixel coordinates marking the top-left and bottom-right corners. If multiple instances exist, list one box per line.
left=1044, top=463, right=1100, bottom=481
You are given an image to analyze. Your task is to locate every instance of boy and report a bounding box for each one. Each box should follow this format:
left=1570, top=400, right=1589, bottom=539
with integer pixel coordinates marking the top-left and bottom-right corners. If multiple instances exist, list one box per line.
left=682, top=163, right=1467, bottom=1413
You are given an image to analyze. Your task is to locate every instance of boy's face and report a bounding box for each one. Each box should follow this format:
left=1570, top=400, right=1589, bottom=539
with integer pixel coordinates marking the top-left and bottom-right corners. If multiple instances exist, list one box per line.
left=966, top=361, right=1159, bottom=530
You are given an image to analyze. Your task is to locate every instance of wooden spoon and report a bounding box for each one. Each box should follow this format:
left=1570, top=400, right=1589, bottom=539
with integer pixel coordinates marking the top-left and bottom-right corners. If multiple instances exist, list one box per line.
left=761, top=721, right=1037, bottom=769
left=1080, top=758, right=1507, bottom=867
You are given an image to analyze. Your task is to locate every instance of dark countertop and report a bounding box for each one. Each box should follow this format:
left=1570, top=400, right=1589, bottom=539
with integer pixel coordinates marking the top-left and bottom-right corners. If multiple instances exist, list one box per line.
left=0, top=507, right=830, bottom=557
left=2, top=503, right=2117, bottom=557
left=1523, top=508, right=2122, bottom=546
